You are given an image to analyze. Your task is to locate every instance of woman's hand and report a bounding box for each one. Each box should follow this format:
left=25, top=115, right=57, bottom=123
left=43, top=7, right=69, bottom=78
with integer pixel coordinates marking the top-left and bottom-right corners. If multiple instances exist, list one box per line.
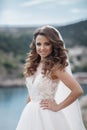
left=40, top=99, right=60, bottom=112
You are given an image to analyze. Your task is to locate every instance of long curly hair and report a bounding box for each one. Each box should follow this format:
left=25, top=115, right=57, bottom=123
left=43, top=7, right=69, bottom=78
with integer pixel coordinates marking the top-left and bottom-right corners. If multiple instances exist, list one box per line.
left=24, top=25, right=68, bottom=79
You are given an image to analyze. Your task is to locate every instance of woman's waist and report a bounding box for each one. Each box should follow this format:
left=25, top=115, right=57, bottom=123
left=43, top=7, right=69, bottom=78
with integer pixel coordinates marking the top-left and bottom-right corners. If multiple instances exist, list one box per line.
left=30, top=92, right=55, bottom=100
left=30, top=95, right=55, bottom=102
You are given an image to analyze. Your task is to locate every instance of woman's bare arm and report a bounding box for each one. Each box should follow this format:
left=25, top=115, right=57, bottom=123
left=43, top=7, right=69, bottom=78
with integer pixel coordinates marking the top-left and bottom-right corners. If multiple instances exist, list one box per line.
left=55, top=69, right=83, bottom=110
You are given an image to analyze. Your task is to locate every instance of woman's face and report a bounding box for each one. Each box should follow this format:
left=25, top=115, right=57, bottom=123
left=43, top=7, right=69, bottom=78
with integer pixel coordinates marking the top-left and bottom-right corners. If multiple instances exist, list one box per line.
left=35, top=35, right=52, bottom=60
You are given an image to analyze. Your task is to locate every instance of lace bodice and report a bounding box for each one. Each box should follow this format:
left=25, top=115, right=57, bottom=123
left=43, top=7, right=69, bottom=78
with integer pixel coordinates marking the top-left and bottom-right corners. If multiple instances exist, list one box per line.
left=26, top=73, right=59, bottom=101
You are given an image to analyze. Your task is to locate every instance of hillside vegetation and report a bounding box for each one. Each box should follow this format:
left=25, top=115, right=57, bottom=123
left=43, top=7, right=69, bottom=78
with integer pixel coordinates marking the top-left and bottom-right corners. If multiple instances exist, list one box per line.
left=57, top=20, right=87, bottom=47
left=0, top=20, right=87, bottom=54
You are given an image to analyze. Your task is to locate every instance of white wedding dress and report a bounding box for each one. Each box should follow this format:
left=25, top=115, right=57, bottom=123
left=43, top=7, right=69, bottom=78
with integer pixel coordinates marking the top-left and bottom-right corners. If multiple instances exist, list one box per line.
left=16, top=25, right=86, bottom=130
left=16, top=71, right=86, bottom=130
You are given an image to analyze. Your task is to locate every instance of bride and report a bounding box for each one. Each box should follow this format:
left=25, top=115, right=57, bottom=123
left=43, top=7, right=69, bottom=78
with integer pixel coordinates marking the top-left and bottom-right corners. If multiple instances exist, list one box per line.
left=16, top=25, right=86, bottom=130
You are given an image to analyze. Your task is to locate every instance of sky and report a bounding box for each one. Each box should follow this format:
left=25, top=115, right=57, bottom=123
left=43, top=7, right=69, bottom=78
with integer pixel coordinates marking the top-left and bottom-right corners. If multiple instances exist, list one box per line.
left=0, top=0, right=87, bottom=26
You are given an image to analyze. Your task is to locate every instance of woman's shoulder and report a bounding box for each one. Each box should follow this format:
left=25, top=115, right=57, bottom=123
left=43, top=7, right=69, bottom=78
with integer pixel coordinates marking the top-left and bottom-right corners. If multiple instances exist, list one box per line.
left=49, top=65, right=64, bottom=80
left=52, top=64, right=65, bottom=73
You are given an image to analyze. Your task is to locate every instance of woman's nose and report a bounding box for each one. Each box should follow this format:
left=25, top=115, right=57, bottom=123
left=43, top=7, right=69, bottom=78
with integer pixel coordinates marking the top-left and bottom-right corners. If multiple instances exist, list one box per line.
left=41, top=45, right=45, bottom=50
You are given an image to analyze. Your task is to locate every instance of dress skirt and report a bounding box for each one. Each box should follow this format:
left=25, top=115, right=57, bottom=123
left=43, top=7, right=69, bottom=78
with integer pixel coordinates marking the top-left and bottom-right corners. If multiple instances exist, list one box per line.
left=16, top=100, right=71, bottom=130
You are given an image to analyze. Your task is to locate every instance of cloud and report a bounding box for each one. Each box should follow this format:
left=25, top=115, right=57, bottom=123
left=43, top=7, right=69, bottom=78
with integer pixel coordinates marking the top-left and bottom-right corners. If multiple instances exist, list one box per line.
left=71, top=9, right=81, bottom=13
left=58, top=0, right=81, bottom=5
left=20, top=0, right=54, bottom=7
left=71, top=8, right=87, bottom=14
left=20, top=0, right=83, bottom=8
left=0, top=10, right=20, bottom=25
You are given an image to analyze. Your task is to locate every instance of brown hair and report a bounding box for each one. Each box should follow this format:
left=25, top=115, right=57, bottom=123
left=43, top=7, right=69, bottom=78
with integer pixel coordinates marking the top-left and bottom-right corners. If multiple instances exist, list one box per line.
left=24, top=25, right=68, bottom=79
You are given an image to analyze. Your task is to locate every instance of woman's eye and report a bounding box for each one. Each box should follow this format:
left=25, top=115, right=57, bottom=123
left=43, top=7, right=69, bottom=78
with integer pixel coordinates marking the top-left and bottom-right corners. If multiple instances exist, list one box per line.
left=36, top=42, right=51, bottom=46
left=36, top=43, right=41, bottom=46
left=45, top=42, right=51, bottom=46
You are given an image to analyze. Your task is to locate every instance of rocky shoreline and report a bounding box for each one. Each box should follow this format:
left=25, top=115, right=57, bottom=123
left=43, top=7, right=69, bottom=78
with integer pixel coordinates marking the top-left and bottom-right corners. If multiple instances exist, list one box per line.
left=0, top=78, right=25, bottom=87
left=0, top=77, right=87, bottom=88
left=0, top=72, right=87, bottom=87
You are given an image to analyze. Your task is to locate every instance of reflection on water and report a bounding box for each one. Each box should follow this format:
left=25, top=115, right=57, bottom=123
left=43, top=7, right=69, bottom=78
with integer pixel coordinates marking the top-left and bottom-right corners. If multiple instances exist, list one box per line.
left=0, top=85, right=87, bottom=130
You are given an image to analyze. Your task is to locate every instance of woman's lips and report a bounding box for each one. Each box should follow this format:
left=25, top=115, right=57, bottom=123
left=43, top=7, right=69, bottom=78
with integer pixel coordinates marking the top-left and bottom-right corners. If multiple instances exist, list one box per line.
left=41, top=53, right=46, bottom=55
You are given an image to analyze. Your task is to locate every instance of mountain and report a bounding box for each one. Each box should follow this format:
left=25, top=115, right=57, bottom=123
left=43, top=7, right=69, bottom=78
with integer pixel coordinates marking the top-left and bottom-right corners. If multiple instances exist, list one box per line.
left=0, top=20, right=87, bottom=55
left=0, top=27, right=35, bottom=55
left=57, top=20, right=87, bottom=47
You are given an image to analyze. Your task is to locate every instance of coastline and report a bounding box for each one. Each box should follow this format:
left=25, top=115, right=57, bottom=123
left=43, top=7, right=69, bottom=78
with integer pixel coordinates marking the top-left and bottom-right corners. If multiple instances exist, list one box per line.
left=74, top=72, right=87, bottom=85
left=0, top=78, right=25, bottom=87
left=0, top=72, right=87, bottom=87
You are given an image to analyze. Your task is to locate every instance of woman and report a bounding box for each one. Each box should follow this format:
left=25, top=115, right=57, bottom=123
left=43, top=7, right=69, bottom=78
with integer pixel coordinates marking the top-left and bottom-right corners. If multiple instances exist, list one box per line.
left=16, top=25, right=86, bottom=130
